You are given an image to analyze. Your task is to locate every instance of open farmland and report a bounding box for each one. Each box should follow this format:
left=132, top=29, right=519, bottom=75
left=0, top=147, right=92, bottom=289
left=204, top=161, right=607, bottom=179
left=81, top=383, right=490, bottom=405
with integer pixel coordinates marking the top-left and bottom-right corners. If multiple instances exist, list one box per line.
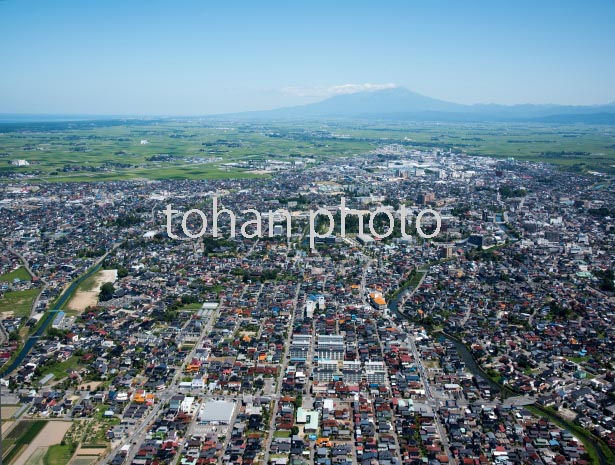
left=2, top=120, right=614, bottom=182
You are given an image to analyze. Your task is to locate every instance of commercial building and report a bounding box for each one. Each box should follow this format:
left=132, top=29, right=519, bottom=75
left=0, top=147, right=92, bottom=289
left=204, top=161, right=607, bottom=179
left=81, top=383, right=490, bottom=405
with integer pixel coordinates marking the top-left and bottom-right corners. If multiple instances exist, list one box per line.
left=198, top=400, right=236, bottom=424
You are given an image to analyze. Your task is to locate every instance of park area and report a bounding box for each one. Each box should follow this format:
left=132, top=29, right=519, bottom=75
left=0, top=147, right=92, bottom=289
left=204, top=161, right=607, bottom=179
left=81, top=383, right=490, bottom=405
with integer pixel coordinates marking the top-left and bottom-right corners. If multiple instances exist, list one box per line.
left=66, top=269, right=117, bottom=313
left=0, top=288, right=39, bottom=318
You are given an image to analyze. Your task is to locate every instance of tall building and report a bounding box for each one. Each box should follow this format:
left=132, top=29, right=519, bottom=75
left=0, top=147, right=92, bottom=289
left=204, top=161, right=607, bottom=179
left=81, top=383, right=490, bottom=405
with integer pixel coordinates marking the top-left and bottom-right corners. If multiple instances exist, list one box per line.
left=342, top=361, right=362, bottom=384
left=468, top=234, right=484, bottom=249
left=316, top=334, right=345, bottom=361
left=313, top=359, right=340, bottom=382
left=290, top=334, right=311, bottom=363
left=363, top=361, right=386, bottom=384
left=369, top=292, right=387, bottom=310
left=305, top=300, right=315, bottom=318
left=417, top=192, right=435, bottom=205
left=440, top=246, right=453, bottom=259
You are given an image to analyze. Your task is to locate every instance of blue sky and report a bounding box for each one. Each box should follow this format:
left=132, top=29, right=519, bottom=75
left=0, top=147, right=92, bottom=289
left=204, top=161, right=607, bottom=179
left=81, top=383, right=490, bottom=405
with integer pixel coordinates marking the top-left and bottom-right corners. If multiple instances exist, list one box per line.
left=1, top=0, right=614, bottom=115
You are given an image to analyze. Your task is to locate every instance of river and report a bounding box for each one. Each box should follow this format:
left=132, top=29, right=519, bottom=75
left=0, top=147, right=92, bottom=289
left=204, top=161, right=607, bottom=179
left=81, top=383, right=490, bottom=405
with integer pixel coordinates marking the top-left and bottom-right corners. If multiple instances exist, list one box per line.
left=0, top=263, right=102, bottom=377
left=388, top=283, right=613, bottom=465
left=388, top=287, right=503, bottom=395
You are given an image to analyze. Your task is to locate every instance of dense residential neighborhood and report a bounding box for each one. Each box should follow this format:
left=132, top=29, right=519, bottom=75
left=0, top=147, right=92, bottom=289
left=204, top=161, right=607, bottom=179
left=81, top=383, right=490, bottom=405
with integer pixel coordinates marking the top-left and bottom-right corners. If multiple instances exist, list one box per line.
left=1, top=145, right=614, bottom=465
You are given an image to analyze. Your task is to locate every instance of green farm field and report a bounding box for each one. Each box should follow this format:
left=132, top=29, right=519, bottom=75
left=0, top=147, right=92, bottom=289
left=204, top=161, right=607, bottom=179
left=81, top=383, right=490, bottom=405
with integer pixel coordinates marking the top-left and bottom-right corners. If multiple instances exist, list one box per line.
left=1, top=119, right=614, bottom=181
left=0, top=288, right=40, bottom=317
left=0, top=267, right=32, bottom=283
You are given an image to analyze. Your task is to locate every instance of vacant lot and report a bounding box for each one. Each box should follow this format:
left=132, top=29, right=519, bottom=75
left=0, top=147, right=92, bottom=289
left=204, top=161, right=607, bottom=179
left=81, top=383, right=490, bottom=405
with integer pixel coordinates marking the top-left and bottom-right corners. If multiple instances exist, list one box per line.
left=12, top=421, right=71, bottom=465
left=0, top=267, right=31, bottom=283
left=41, top=355, right=82, bottom=380
left=66, top=269, right=117, bottom=313
left=1, top=405, right=20, bottom=419
left=0, top=288, right=39, bottom=317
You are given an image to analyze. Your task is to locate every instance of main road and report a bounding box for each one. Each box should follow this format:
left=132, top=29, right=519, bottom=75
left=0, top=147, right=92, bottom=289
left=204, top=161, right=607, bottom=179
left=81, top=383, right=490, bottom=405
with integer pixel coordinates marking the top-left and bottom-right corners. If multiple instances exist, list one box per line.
left=261, top=281, right=301, bottom=465
left=406, top=334, right=454, bottom=464
left=98, top=303, right=220, bottom=465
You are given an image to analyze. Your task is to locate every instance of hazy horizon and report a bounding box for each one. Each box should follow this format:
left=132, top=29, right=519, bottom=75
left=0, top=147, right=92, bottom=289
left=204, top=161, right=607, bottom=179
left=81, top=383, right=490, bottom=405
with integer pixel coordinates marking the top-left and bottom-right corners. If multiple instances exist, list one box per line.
left=1, top=0, right=614, bottom=116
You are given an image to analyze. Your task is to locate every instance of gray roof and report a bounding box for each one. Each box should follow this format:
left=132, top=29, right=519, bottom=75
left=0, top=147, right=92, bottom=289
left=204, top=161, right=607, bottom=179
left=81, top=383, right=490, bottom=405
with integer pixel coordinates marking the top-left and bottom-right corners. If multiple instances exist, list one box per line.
left=198, top=400, right=235, bottom=423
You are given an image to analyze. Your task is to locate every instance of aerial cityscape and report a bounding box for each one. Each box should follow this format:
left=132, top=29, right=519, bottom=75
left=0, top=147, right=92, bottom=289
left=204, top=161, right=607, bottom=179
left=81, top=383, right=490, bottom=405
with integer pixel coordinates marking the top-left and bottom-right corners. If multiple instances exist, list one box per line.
left=1, top=2, right=614, bottom=465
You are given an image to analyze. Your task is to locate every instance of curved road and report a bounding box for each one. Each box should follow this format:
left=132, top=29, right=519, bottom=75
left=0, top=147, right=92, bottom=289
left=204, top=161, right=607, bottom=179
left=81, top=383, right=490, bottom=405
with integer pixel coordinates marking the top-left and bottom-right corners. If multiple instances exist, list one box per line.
left=8, top=247, right=49, bottom=319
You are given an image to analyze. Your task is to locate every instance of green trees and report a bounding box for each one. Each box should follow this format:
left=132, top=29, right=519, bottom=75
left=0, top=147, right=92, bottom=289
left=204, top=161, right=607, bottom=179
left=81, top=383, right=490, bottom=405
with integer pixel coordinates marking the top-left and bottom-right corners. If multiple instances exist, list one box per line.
left=117, top=267, right=129, bottom=278
left=595, top=269, right=614, bottom=292
left=499, top=186, right=527, bottom=199
left=99, top=282, right=115, bottom=301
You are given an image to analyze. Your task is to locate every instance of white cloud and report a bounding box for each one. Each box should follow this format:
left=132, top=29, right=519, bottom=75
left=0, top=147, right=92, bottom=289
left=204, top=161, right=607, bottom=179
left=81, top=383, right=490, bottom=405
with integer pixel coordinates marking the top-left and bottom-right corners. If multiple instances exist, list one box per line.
left=281, top=83, right=397, bottom=98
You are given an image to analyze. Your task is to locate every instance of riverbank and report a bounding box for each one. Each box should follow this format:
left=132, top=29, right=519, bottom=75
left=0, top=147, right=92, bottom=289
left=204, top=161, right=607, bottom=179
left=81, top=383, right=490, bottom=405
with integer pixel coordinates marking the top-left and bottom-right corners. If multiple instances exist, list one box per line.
left=66, top=269, right=118, bottom=313
left=1, top=243, right=121, bottom=377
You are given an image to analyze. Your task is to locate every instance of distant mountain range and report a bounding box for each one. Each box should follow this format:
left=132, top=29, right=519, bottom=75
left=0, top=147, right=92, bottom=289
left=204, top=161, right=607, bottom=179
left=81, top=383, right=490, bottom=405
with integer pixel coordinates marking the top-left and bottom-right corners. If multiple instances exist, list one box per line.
left=233, top=87, right=615, bottom=123
left=2, top=88, right=614, bottom=124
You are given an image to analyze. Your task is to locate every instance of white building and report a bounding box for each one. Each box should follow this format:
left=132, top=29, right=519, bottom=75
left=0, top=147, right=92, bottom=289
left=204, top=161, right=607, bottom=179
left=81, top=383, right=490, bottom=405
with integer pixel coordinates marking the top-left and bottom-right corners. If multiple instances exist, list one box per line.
left=191, top=375, right=205, bottom=390
left=198, top=400, right=235, bottom=424
left=364, top=361, right=386, bottom=384
left=316, top=334, right=345, bottom=361
left=305, top=300, right=315, bottom=318
left=313, top=359, right=339, bottom=382
left=342, top=360, right=362, bottom=384
left=290, top=334, right=311, bottom=362
left=181, top=396, right=195, bottom=413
